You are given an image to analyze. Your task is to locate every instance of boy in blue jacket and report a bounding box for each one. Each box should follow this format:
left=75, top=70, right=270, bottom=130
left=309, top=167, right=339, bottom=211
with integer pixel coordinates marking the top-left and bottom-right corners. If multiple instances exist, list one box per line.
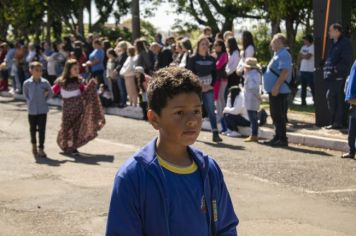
left=106, top=67, right=238, bottom=235
left=343, top=60, right=356, bottom=159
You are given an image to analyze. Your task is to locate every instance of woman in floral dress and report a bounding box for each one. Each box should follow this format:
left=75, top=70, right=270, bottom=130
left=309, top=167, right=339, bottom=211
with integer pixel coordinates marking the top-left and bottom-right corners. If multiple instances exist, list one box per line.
left=52, top=59, right=105, bottom=155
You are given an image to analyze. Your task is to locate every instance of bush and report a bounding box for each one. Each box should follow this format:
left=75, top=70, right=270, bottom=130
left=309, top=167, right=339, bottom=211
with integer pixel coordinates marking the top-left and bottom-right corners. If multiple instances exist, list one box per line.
left=251, top=23, right=272, bottom=66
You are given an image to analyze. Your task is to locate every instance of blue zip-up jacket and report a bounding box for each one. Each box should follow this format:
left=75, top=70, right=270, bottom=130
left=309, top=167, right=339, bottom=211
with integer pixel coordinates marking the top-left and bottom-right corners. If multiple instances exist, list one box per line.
left=106, top=138, right=238, bottom=236
left=323, top=36, right=353, bottom=80
left=345, top=60, right=356, bottom=102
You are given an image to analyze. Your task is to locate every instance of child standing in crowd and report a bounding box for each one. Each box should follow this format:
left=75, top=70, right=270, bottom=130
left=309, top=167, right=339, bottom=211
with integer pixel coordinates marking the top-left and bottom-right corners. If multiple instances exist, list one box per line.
left=106, top=67, right=238, bottom=235
left=105, top=48, right=118, bottom=98
left=236, top=31, right=255, bottom=77
left=98, top=84, right=113, bottom=108
left=243, top=58, right=262, bottom=142
left=120, top=46, right=138, bottom=106
left=223, top=86, right=250, bottom=137
left=134, top=66, right=151, bottom=120
left=23, top=62, right=53, bottom=157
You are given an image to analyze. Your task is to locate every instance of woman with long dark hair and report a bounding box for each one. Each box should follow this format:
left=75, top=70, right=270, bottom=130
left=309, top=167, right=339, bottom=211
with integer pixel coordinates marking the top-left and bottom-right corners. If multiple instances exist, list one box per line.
left=225, top=37, right=241, bottom=96
left=178, top=38, right=192, bottom=69
left=52, top=59, right=105, bottom=155
left=134, top=39, right=151, bottom=74
left=213, top=39, right=229, bottom=133
left=188, top=36, right=222, bottom=142
left=223, top=86, right=250, bottom=137
left=237, top=31, right=255, bottom=77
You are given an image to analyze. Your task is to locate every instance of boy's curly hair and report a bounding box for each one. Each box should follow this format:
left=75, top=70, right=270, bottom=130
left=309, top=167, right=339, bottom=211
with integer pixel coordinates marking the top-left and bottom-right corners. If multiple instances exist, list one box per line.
left=148, top=67, right=202, bottom=115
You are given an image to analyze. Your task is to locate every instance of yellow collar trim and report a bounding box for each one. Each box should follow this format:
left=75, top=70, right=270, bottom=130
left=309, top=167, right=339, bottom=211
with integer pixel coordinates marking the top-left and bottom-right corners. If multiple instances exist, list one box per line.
left=157, top=155, right=198, bottom=174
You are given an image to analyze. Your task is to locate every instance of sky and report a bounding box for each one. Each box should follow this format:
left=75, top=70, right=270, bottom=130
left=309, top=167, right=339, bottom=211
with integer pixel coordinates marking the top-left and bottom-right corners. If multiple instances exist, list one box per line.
left=84, top=2, right=186, bottom=32
left=84, top=1, right=259, bottom=35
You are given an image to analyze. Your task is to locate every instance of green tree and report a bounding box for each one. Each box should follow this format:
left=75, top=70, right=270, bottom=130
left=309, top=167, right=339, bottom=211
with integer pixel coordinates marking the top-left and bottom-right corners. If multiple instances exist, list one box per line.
left=169, top=0, right=264, bottom=33
left=261, top=0, right=313, bottom=52
left=1, top=0, right=46, bottom=41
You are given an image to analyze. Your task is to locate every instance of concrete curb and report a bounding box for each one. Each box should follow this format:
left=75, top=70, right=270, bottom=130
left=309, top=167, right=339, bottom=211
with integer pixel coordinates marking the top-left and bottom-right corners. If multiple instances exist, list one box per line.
left=201, top=120, right=347, bottom=152
left=1, top=91, right=348, bottom=152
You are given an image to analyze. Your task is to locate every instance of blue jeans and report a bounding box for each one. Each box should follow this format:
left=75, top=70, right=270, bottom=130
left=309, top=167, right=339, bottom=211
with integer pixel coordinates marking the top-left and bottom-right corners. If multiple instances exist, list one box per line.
left=300, top=71, right=315, bottom=105
left=348, top=106, right=356, bottom=154
left=247, top=110, right=258, bottom=136
left=202, top=90, right=218, bottom=132
left=117, top=76, right=127, bottom=106
left=224, top=113, right=250, bottom=131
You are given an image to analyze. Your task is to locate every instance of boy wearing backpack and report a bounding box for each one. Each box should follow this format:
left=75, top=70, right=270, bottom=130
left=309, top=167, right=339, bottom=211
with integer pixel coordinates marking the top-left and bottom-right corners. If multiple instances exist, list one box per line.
left=106, top=67, right=238, bottom=236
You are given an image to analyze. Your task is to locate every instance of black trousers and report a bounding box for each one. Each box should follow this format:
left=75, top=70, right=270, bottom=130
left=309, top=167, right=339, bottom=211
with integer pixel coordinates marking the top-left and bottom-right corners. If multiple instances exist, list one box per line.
left=28, top=114, right=47, bottom=149
left=269, top=93, right=288, bottom=140
left=348, top=106, right=356, bottom=154
left=91, top=70, right=105, bottom=85
left=326, top=80, right=345, bottom=126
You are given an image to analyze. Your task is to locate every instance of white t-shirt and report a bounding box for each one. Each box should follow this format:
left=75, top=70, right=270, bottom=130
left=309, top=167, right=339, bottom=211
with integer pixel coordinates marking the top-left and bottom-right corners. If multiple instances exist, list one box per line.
left=242, top=45, right=255, bottom=59
left=299, top=44, right=314, bottom=72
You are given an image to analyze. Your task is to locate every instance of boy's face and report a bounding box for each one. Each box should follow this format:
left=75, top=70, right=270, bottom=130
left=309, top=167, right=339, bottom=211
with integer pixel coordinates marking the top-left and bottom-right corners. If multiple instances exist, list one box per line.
left=30, top=66, right=42, bottom=79
left=148, top=92, right=202, bottom=147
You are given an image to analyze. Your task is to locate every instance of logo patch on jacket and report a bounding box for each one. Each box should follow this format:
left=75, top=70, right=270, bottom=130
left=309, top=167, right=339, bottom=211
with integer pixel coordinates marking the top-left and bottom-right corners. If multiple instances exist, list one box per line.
left=212, top=199, right=218, bottom=222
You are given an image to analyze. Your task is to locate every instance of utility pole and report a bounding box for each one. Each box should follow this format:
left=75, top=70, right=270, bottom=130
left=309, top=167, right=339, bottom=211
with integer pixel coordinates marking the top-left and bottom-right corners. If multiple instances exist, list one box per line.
left=131, top=0, right=140, bottom=41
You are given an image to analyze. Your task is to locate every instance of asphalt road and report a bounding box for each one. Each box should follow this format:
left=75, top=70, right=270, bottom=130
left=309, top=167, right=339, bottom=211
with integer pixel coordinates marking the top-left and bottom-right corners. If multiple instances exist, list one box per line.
left=1, top=98, right=356, bottom=236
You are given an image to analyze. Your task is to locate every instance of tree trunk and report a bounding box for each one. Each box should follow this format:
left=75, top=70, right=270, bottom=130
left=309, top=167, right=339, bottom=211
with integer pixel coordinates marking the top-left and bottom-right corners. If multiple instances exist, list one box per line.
left=221, top=18, right=233, bottom=33
left=131, top=0, right=140, bottom=41
left=285, top=18, right=297, bottom=52
left=0, top=23, right=8, bottom=41
left=77, top=4, right=85, bottom=38
left=46, top=11, right=52, bottom=43
left=88, top=2, right=92, bottom=33
left=271, top=18, right=281, bottom=36
left=305, top=10, right=312, bottom=34
left=52, top=20, right=62, bottom=42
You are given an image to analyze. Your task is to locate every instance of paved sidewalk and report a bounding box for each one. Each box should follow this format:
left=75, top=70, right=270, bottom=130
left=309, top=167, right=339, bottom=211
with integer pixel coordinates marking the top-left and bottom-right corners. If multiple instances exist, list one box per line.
left=0, top=91, right=349, bottom=152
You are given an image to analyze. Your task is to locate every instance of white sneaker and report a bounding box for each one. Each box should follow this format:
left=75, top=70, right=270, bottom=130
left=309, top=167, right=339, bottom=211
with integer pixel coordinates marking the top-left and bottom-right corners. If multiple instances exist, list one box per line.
left=227, top=131, right=242, bottom=137
left=221, top=129, right=232, bottom=136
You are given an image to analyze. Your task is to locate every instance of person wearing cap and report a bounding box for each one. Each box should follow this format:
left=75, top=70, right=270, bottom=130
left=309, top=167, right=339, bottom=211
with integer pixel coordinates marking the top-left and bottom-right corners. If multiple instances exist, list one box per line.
left=243, top=57, right=262, bottom=142
left=298, top=34, right=315, bottom=106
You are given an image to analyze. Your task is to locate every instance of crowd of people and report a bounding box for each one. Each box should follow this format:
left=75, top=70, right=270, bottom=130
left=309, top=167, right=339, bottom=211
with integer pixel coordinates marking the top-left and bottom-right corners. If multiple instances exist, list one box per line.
left=0, top=23, right=355, bottom=155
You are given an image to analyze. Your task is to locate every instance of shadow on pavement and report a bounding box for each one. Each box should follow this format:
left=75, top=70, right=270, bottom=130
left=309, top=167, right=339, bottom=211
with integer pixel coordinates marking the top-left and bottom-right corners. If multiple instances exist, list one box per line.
left=197, top=140, right=245, bottom=151
left=62, top=152, right=115, bottom=165
left=34, top=155, right=67, bottom=166
left=279, top=145, right=332, bottom=157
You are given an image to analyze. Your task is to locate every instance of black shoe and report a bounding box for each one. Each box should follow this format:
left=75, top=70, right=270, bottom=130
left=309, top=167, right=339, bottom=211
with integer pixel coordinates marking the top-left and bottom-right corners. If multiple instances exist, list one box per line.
left=270, top=139, right=289, bottom=147
left=262, top=136, right=279, bottom=145
left=72, top=149, right=80, bottom=156
left=341, top=153, right=355, bottom=159
left=212, top=132, right=223, bottom=143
